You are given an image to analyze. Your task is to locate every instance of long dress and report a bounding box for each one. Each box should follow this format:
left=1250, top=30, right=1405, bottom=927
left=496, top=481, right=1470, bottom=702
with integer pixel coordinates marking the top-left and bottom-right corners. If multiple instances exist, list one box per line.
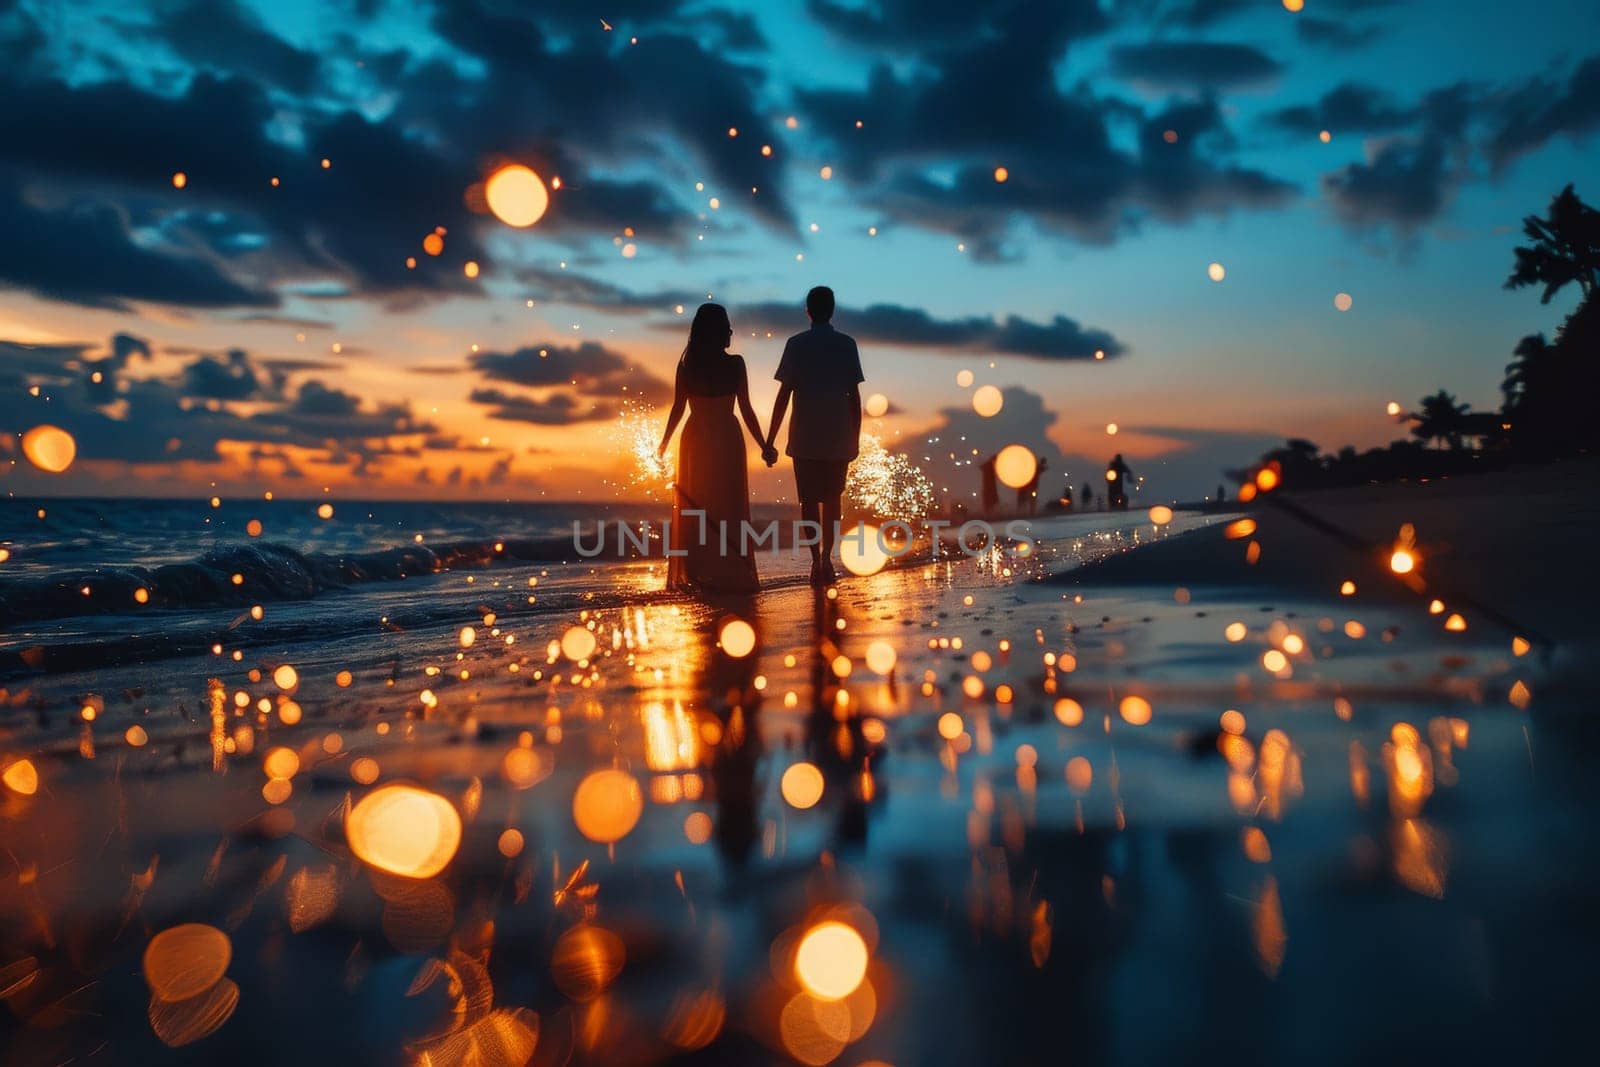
left=668, top=390, right=759, bottom=592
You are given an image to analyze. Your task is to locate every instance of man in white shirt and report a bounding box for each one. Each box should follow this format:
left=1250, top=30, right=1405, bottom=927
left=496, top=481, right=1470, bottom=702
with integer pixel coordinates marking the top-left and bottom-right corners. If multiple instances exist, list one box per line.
left=764, top=286, right=864, bottom=585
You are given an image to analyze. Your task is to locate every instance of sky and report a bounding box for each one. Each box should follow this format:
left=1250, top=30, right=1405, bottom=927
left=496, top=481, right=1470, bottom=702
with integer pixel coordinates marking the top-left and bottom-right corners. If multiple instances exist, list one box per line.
left=1, top=0, right=1597, bottom=506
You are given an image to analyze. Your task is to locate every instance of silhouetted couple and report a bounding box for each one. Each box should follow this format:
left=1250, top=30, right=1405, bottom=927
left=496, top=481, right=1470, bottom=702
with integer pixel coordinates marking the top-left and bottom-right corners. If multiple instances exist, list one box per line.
left=657, top=286, right=864, bottom=593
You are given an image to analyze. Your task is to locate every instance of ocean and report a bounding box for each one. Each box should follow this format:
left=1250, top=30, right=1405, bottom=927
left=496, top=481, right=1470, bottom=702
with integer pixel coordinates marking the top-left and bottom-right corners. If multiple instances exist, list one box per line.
left=0, top=497, right=1198, bottom=710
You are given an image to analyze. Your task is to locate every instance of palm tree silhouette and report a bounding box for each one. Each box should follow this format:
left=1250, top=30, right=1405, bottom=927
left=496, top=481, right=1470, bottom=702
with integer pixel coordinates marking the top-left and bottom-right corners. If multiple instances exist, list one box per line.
left=1409, top=390, right=1471, bottom=450
left=1504, top=184, right=1600, bottom=304
left=1500, top=333, right=1551, bottom=415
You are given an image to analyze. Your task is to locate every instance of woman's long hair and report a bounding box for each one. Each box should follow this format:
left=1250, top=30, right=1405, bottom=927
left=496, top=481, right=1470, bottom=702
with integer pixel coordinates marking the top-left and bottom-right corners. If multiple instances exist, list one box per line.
left=680, top=303, right=731, bottom=386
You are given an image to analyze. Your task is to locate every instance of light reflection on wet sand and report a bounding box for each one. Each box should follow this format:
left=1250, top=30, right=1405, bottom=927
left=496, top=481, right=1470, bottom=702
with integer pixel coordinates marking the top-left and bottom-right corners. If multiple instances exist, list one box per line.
left=1, top=522, right=1594, bottom=1065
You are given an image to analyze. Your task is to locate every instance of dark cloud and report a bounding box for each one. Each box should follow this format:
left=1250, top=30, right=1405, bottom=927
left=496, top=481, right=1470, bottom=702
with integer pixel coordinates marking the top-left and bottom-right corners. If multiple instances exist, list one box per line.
left=291, top=380, right=362, bottom=417
left=1143, top=0, right=1253, bottom=29
left=184, top=350, right=261, bottom=400
left=1485, top=53, right=1600, bottom=170
left=0, top=72, right=487, bottom=307
left=1323, top=138, right=1451, bottom=230
left=1295, top=16, right=1382, bottom=50
left=699, top=8, right=767, bottom=51
left=0, top=173, right=278, bottom=310
left=1108, top=41, right=1282, bottom=90
left=469, top=341, right=672, bottom=402
left=413, top=0, right=794, bottom=233
left=468, top=388, right=618, bottom=425
left=808, top=0, right=1107, bottom=51
left=0, top=0, right=46, bottom=76
left=798, top=11, right=1292, bottom=255
left=1266, top=83, right=1415, bottom=136
left=1318, top=84, right=1476, bottom=233
left=0, top=15, right=734, bottom=310
left=734, top=303, right=1125, bottom=361
left=153, top=0, right=320, bottom=93
left=519, top=266, right=698, bottom=312
left=0, top=337, right=437, bottom=468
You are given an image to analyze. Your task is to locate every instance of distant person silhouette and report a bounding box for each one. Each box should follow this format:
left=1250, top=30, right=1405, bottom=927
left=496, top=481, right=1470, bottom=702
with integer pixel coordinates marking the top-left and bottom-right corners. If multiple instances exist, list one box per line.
left=657, top=303, right=770, bottom=592
left=765, top=286, right=863, bottom=586
left=1106, top=453, right=1133, bottom=510
left=1080, top=482, right=1094, bottom=510
left=979, top=454, right=1000, bottom=516
left=1017, top=455, right=1048, bottom=514
left=1216, top=483, right=1227, bottom=503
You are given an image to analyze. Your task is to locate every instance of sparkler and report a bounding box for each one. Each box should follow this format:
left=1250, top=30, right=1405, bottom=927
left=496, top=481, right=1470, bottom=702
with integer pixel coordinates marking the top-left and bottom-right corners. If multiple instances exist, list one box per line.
left=617, top=400, right=674, bottom=495
left=846, top=433, right=934, bottom=522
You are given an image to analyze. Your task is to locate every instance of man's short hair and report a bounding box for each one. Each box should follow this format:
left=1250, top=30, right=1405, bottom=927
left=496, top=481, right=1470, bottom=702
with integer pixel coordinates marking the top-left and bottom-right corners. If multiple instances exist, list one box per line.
left=806, top=286, right=835, bottom=322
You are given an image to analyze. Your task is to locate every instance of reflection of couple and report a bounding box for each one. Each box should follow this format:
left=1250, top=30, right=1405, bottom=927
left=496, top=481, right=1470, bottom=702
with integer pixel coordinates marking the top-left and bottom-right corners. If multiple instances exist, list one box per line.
left=657, top=286, right=863, bottom=592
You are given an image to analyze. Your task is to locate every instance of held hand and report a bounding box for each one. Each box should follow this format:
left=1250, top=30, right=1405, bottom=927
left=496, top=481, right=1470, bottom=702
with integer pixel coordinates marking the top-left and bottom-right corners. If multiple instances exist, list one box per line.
left=761, top=445, right=779, bottom=467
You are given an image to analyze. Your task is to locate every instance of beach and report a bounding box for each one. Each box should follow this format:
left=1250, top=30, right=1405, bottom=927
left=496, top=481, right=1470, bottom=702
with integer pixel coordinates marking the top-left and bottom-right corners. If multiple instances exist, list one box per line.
left=2, top=469, right=1596, bottom=1065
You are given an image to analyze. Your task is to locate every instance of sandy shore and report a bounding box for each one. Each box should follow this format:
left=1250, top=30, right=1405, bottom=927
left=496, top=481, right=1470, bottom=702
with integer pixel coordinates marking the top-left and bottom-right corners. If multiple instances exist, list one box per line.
left=1, top=474, right=1595, bottom=1065
left=1064, top=457, right=1600, bottom=647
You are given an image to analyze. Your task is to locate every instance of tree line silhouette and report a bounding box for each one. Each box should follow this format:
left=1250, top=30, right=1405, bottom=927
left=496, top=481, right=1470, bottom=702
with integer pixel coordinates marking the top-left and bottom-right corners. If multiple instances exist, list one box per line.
left=1241, top=184, right=1600, bottom=491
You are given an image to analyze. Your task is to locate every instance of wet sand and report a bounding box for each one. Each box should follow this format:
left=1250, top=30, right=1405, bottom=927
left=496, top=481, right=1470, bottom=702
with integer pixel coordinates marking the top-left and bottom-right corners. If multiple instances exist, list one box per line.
left=2, top=477, right=1596, bottom=1065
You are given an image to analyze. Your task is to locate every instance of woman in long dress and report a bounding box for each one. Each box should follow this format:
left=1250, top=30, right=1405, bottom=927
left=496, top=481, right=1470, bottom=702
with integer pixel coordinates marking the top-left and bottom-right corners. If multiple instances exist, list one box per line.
left=657, top=303, right=772, bottom=593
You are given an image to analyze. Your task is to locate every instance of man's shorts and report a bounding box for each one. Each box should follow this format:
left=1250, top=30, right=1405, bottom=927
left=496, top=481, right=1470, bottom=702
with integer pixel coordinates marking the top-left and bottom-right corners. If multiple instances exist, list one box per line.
left=793, top=458, right=850, bottom=505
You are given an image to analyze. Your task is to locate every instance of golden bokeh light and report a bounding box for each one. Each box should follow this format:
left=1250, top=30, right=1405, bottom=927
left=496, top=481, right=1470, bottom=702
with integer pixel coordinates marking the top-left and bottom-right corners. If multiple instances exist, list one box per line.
left=993, top=445, right=1037, bottom=489
left=1148, top=505, right=1174, bottom=525
left=719, top=617, right=757, bottom=657
left=971, top=384, right=1004, bottom=417
left=865, top=640, right=897, bottom=674
left=864, top=392, right=890, bottom=417
left=781, top=762, right=825, bottom=809
left=2, top=758, right=39, bottom=795
left=839, top=524, right=889, bottom=576
left=1334, top=291, right=1354, bottom=311
left=794, top=921, right=869, bottom=1000
left=22, top=425, right=77, bottom=473
left=262, top=746, right=299, bottom=779
left=143, top=923, right=232, bottom=1002
left=1053, top=698, right=1084, bottom=726
left=1119, top=695, right=1152, bottom=725
left=551, top=924, right=626, bottom=1001
left=1208, top=262, right=1226, bottom=282
left=484, top=164, right=550, bottom=227
left=148, top=978, right=239, bottom=1048
left=1066, top=756, right=1093, bottom=793
left=272, top=664, right=298, bottom=690
left=346, top=783, right=462, bottom=879
left=502, top=745, right=549, bottom=789
left=1389, top=549, right=1416, bottom=574
left=561, top=625, right=598, bottom=661
left=572, top=768, right=644, bottom=843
